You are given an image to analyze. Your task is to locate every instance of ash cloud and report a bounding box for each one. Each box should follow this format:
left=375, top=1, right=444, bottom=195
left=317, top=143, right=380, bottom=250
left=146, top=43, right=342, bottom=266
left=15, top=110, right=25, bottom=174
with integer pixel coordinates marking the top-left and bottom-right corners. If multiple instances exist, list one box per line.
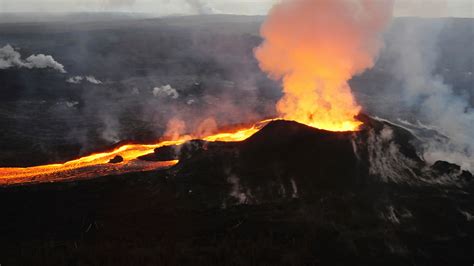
left=0, top=45, right=66, bottom=73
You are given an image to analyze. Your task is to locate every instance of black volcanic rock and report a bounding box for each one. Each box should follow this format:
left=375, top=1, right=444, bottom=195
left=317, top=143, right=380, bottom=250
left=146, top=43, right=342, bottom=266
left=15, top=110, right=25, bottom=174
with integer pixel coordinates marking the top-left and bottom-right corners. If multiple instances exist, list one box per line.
left=431, top=161, right=473, bottom=183
left=139, top=145, right=180, bottom=161
left=356, top=113, right=423, bottom=163
left=154, top=145, right=180, bottom=160
left=108, top=155, right=123, bottom=164
left=239, top=120, right=361, bottom=187
left=140, top=140, right=210, bottom=161
left=167, top=117, right=472, bottom=207
left=432, top=160, right=461, bottom=173
left=1, top=116, right=473, bottom=265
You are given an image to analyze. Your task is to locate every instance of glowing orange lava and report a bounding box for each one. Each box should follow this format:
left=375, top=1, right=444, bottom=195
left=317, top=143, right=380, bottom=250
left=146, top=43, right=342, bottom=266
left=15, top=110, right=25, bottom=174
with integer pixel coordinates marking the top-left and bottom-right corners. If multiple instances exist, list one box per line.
left=0, top=120, right=272, bottom=186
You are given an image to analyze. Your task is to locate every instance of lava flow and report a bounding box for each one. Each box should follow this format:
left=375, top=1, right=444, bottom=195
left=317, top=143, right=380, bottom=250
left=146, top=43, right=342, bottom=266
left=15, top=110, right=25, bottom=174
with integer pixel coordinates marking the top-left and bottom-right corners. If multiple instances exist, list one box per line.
left=0, top=120, right=273, bottom=185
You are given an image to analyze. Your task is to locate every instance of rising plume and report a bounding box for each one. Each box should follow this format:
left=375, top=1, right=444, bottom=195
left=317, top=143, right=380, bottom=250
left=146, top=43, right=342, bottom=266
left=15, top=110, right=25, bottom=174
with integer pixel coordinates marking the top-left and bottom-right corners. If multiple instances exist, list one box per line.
left=255, top=0, right=394, bottom=131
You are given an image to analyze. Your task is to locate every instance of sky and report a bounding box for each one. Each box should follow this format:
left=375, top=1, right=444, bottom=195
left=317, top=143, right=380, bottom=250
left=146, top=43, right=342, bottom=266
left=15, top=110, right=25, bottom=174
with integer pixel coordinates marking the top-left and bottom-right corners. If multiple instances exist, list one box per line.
left=0, top=0, right=473, bottom=17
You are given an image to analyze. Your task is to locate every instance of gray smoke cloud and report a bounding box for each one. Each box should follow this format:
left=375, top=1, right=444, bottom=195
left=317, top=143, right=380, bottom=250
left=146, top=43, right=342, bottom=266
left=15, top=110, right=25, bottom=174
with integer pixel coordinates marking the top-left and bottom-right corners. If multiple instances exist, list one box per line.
left=0, top=45, right=66, bottom=73
left=383, top=20, right=474, bottom=171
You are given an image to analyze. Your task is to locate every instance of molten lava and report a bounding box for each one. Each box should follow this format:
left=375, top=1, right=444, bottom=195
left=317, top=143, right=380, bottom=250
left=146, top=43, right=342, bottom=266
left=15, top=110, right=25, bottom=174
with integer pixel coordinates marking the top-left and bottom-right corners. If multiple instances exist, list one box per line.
left=0, top=120, right=272, bottom=185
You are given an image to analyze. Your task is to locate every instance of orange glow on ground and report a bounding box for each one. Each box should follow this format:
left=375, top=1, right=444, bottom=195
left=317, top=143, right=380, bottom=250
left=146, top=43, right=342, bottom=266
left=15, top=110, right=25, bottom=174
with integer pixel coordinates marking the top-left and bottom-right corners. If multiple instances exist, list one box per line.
left=0, top=120, right=273, bottom=186
left=0, top=118, right=360, bottom=186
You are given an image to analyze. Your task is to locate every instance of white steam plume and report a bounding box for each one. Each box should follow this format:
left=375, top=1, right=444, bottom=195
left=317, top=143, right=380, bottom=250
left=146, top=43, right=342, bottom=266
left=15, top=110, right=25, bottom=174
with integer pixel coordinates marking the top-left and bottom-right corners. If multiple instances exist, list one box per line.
left=0, top=45, right=66, bottom=73
left=387, top=21, right=474, bottom=171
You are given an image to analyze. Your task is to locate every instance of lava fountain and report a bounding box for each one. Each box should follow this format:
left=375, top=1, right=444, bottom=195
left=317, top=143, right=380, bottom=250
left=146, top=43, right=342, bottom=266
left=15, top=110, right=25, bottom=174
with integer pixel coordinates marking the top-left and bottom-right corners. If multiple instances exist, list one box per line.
left=255, top=0, right=394, bottom=131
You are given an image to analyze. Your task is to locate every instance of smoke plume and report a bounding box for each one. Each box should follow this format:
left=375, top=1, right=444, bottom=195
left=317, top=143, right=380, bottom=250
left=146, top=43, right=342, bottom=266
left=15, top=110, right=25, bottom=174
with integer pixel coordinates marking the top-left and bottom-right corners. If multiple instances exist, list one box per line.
left=0, top=45, right=66, bottom=73
left=255, top=0, right=394, bottom=131
left=384, top=20, right=474, bottom=171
